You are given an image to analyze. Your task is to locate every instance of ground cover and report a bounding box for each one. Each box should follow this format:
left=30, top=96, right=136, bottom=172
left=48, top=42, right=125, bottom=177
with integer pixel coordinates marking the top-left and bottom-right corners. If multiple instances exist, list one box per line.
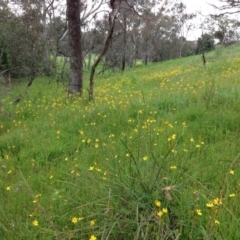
left=1, top=45, right=240, bottom=239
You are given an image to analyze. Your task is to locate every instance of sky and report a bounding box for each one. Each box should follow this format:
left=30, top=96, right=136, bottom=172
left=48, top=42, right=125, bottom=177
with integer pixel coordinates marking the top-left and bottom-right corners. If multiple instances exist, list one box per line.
left=179, top=0, right=224, bottom=40
left=181, top=0, right=219, bottom=14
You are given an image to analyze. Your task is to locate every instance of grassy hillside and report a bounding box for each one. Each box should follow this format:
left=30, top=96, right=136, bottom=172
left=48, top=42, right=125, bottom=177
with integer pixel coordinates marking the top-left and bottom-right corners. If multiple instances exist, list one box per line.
left=1, top=45, right=240, bottom=239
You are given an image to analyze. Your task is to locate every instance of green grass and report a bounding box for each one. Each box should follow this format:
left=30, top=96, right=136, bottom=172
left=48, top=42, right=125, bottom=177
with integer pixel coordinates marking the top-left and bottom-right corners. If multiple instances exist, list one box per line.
left=1, top=45, right=240, bottom=239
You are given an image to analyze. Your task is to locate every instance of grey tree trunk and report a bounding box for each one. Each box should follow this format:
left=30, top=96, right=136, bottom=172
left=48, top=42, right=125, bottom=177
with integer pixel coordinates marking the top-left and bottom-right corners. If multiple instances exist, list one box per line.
left=42, top=0, right=50, bottom=74
left=67, top=0, right=83, bottom=95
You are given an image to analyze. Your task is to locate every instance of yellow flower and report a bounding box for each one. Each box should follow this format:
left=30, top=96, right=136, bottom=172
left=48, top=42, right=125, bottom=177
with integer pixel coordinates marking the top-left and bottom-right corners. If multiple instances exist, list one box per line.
left=206, top=202, right=214, bottom=208
left=195, top=209, right=202, bottom=216
left=190, top=137, right=194, bottom=142
left=142, top=156, right=148, bottom=161
left=213, top=198, right=222, bottom=206
left=157, top=208, right=168, bottom=217
left=168, top=134, right=176, bottom=141
left=229, top=193, right=236, bottom=198
left=157, top=211, right=163, bottom=217
left=90, top=219, right=96, bottom=226
left=32, top=220, right=38, bottom=226
left=171, top=134, right=176, bottom=140
left=89, top=235, right=97, bottom=240
left=170, top=165, right=177, bottom=170
left=162, top=208, right=168, bottom=213
left=89, top=166, right=94, bottom=171
left=154, top=200, right=161, bottom=207
left=229, top=170, right=234, bottom=175
left=215, top=219, right=220, bottom=225
left=6, top=186, right=11, bottom=191
left=71, top=217, right=78, bottom=224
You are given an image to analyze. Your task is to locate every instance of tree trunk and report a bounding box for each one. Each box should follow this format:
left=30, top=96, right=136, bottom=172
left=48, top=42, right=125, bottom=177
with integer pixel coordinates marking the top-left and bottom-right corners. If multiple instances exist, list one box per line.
left=67, top=0, right=83, bottom=95
left=42, top=0, right=50, bottom=75
left=87, top=51, right=92, bottom=70
left=89, top=20, right=116, bottom=101
left=144, top=53, right=148, bottom=65
left=121, top=14, right=127, bottom=71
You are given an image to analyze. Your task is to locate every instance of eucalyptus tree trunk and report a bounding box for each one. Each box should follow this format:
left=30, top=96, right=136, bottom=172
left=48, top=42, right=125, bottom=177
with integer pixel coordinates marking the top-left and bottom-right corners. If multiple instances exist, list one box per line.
left=42, top=0, right=50, bottom=74
left=121, top=14, right=127, bottom=71
left=88, top=19, right=116, bottom=101
left=67, top=0, right=83, bottom=95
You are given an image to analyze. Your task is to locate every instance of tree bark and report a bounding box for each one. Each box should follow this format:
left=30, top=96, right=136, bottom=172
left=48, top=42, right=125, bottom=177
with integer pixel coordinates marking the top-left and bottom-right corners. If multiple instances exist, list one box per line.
left=121, top=14, right=127, bottom=71
left=67, top=0, right=83, bottom=95
left=88, top=20, right=116, bottom=101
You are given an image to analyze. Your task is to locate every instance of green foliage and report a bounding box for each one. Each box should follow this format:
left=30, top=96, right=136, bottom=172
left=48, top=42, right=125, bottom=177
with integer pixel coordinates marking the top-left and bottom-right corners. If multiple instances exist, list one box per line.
left=196, top=33, right=215, bottom=54
left=1, top=45, right=240, bottom=239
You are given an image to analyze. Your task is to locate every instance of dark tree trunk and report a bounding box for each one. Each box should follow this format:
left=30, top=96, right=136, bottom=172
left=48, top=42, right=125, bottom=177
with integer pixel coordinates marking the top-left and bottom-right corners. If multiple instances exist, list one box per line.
left=121, top=14, right=127, bottom=72
left=89, top=20, right=116, bottom=101
left=144, top=53, right=148, bottom=65
left=67, top=0, right=83, bottom=95
left=122, top=52, right=126, bottom=71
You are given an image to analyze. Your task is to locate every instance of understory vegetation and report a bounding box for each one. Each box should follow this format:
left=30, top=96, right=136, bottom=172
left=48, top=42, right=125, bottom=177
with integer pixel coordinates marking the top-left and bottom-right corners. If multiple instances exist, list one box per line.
left=1, top=45, right=240, bottom=239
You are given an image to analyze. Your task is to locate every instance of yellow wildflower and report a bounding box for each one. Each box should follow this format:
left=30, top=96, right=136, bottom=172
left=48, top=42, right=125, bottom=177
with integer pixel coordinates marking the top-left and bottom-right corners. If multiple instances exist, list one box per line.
left=206, top=202, right=214, bottom=208
left=89, top=235, right=97, bottom=240
left=162, top=208, right=168, bottom=213
left=157, top=211, right=163, bottom=217
left=154, top=200, right=161, bottom=207
left=195, top=209, right=202, bottom=216
left=142, top=156, right=148, bottom=161
left=90, top=220, right=96, bottom=226
left=213, top=198, right=222, bottom=206
left=71, top=217, right=78, bottom=224
left=172, top=134, right=176, bottom=140
left=32, top=220, right=38, bottom=226
left=215, top=220, right=220, bottom=225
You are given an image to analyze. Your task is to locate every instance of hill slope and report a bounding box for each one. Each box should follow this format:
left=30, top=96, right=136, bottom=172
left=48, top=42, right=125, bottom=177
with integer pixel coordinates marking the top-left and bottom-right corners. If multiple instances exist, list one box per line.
left=1, top=45, right=240, bottom=239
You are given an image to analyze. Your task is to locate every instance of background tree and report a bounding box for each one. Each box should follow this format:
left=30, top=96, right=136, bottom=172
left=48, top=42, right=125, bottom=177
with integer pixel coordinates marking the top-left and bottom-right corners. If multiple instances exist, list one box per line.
left=213, top=16, right=240, bottom=46
left=212, top=0, right=240, bottom=14
left=170, top=2, right=196, bottom=58
left=0, top=3, right=45, bottom=75
left=66, top=0, right=83, bottom=95
left=196, top=33, right=215, bottom=54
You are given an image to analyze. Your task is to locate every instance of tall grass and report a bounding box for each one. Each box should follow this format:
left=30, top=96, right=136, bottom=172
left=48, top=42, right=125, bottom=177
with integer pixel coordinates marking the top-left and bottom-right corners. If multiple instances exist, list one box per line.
left=1, top=45, right=240, bottom=239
